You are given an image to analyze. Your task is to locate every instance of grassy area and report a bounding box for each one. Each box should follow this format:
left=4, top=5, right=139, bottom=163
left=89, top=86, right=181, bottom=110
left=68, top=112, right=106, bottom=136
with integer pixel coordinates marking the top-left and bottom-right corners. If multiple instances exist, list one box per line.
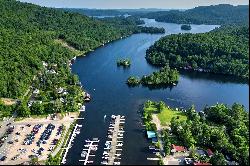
left=157, top=106, right=187, bottom=126
left=52, top=125, right=66, bottom=153
left=54, top=39, right=84, bottom=56
left=143, top=100, right=187, bottom=126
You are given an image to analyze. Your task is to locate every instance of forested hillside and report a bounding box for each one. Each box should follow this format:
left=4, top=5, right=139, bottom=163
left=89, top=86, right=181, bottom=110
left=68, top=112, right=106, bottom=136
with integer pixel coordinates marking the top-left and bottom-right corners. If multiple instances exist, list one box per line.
left=138, top=4, right=249, bottom=25
left=146, top=25, right=249, bottom=79
left=0, top=0, right=134, bottom=99
left=62, top=8, right=123, bottom=16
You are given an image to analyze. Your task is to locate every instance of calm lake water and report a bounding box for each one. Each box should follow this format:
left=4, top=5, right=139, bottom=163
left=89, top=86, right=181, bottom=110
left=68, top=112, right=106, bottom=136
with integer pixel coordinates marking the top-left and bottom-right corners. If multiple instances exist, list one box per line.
left=65, top=19, right=249, bottom=165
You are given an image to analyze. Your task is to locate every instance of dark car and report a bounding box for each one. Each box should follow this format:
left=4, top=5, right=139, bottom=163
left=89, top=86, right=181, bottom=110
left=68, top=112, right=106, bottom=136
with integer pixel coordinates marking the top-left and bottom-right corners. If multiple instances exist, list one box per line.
left=0, top=156, right=7, bottom=161
left=8, top=141, right=14, bottom=144
left=6, top=123, right=11, bottom=126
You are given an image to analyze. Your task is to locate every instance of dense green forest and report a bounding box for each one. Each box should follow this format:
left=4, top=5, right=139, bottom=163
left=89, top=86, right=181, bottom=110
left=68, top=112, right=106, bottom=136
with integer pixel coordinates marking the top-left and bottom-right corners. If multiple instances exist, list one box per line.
left=61, top=8, right=123, bottom=16
left=0, top=0, right=144, bottom=99
left=144, top=101, right=249, bottom=165
left=98, top=16, right=165, bottom=34
left=137, top=4, right=249, bottom=25
left=126, top=65, right=179, bottom=87
left=141, top=65, right=179, bottom=86
left=171, top=103, right=249, bottom=165
left=146, top=25, right=249, bottom=79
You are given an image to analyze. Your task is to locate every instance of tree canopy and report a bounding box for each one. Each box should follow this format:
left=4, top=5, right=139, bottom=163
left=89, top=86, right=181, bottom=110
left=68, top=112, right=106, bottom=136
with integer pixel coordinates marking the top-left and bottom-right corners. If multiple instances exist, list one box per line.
left=0, top=0, right=139, bottom=99
left=146, top=25, right=249, bottom=79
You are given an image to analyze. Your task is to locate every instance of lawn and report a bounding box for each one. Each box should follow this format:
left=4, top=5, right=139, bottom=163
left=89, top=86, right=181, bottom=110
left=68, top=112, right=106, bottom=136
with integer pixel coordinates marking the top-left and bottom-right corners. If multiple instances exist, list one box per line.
left=157, top=106, right=187, bottom=126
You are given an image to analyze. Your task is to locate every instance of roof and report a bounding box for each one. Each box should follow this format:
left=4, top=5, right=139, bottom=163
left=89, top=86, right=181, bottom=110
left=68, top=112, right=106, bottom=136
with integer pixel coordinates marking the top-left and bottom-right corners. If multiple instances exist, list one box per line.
left=207, top=149, right=213, bottom=157
left=194, top=162, right=212, bottom=165
left=147, top=131, right=156, bottom=139
left=172, top=144, right=186, bottom=152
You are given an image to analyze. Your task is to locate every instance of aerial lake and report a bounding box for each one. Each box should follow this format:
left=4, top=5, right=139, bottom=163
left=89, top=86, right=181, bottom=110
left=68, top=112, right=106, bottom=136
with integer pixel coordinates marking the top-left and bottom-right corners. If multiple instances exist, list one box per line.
left=65, top=19, right=249, bottom=165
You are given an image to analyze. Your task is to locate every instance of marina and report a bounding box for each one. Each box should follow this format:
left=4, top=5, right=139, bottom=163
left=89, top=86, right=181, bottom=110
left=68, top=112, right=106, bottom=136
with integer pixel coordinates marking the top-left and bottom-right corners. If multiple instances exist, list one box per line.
left=101, top=115, right=125, bottom=165
left=79, top=138, right=100, bottom=165
left=66, top=19, right=248, bottom=165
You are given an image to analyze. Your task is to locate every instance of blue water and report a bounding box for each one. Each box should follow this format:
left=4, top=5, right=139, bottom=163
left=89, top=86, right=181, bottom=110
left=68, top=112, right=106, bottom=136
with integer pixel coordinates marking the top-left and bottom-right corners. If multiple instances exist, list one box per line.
left=65, top=19, right=249, bottom=165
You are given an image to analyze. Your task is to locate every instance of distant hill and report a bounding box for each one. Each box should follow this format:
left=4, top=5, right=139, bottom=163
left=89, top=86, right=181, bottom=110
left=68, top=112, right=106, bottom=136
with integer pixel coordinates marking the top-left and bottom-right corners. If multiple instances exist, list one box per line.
left=137, top=4, right=249, bottom=25
left=61, top=8, right=123, bottom=16
left=61, top=8, right=173, bottom=17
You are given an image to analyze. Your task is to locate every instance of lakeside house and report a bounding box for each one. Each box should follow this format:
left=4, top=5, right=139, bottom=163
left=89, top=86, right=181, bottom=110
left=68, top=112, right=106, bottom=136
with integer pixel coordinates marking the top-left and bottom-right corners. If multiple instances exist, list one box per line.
left=171, top=144, right=187, bottom=153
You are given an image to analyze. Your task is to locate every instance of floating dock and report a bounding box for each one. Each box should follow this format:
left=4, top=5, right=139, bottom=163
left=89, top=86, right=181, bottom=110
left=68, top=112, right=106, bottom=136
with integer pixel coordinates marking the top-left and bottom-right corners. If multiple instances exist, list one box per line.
left=61, top=124, right=82, bottom=164
left=79, top=138, right=100, bottom=165
left=101, top=115, right=125, bottom=165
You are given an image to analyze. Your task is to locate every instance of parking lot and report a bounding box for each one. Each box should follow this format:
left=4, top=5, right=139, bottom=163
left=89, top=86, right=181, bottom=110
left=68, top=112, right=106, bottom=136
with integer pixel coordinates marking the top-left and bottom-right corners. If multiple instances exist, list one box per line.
left=0, top=113, right=77, bottom=165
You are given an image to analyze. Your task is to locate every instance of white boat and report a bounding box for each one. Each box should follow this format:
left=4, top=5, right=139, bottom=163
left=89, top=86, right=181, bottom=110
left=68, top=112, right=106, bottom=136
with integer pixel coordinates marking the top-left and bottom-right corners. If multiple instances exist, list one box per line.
left=101, top=161, right=108, bottom=165
left=93, top=138, right=99, bottom=141
left=81, top=151, right=87, bottom=158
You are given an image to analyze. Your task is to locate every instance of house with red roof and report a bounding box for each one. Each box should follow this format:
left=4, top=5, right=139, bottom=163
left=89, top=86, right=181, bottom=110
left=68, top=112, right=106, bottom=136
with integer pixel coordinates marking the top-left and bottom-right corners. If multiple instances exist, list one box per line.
left=171, top=144, right=186, bottom=153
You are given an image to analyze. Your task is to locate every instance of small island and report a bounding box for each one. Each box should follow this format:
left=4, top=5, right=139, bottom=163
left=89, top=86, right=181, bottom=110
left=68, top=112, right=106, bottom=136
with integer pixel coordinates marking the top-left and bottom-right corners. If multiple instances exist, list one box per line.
left=138, top=26, right=165, bottom=34
left=126, top=76, right=140, bottom=86
left=181, top=24, right=192, bottom=30
left=117, top=58, right=131, bottom=67
left=126, top=65, right=179, bottom=88
left=141, top=65, right=179, bottom=86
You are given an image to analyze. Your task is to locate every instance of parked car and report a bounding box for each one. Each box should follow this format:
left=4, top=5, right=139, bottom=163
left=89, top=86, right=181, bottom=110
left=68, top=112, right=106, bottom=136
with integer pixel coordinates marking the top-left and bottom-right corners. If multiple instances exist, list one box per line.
left=8, top=141, right=14, bottom=144
left=0, top=156, right=7, bottom=161
left=6, top=123, right=11, bottom=126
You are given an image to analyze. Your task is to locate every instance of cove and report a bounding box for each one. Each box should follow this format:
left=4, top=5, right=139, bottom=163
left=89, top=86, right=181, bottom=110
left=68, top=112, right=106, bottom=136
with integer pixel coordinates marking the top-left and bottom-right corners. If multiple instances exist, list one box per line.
left=65, top=19, right=249, bottom=165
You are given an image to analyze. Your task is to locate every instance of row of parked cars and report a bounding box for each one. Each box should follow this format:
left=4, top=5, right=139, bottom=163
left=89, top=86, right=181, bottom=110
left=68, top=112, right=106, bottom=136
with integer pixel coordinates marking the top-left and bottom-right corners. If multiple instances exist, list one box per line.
left=0, top=126, right=15, bottom=147
left=56, top=125, right=63, bottom=136
left=36, top=123, right=55, bottom=147
left=23, top=124, right=43, bottom=145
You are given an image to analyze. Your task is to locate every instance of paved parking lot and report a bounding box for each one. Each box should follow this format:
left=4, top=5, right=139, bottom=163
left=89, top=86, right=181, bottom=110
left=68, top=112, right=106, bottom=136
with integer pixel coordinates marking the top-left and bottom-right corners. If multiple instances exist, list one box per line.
left=0, top=113, right=77, bottom=165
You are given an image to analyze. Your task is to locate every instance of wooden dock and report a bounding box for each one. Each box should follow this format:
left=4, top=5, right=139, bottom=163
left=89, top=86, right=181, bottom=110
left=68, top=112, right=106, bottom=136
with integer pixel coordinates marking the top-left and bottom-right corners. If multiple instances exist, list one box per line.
left=79, top=138, right=100, bottom=165
left=101, top=115, right=125, bottom=165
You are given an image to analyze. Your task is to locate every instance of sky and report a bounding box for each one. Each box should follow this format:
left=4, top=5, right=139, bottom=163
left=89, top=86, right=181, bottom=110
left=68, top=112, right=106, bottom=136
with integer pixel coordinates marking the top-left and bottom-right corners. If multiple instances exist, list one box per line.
left=19, top=0, right=249, bottom=9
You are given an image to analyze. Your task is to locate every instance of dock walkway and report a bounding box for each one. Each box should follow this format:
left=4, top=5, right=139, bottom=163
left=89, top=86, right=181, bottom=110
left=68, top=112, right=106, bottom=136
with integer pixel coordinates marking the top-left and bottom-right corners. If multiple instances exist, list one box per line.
left=61, top=124, right=82, bottom=164
left=79, top=139, right=99, bottom=165
left=107, top=115, right=121, bottom=165
left=101, top=115, right=125, bottom=165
